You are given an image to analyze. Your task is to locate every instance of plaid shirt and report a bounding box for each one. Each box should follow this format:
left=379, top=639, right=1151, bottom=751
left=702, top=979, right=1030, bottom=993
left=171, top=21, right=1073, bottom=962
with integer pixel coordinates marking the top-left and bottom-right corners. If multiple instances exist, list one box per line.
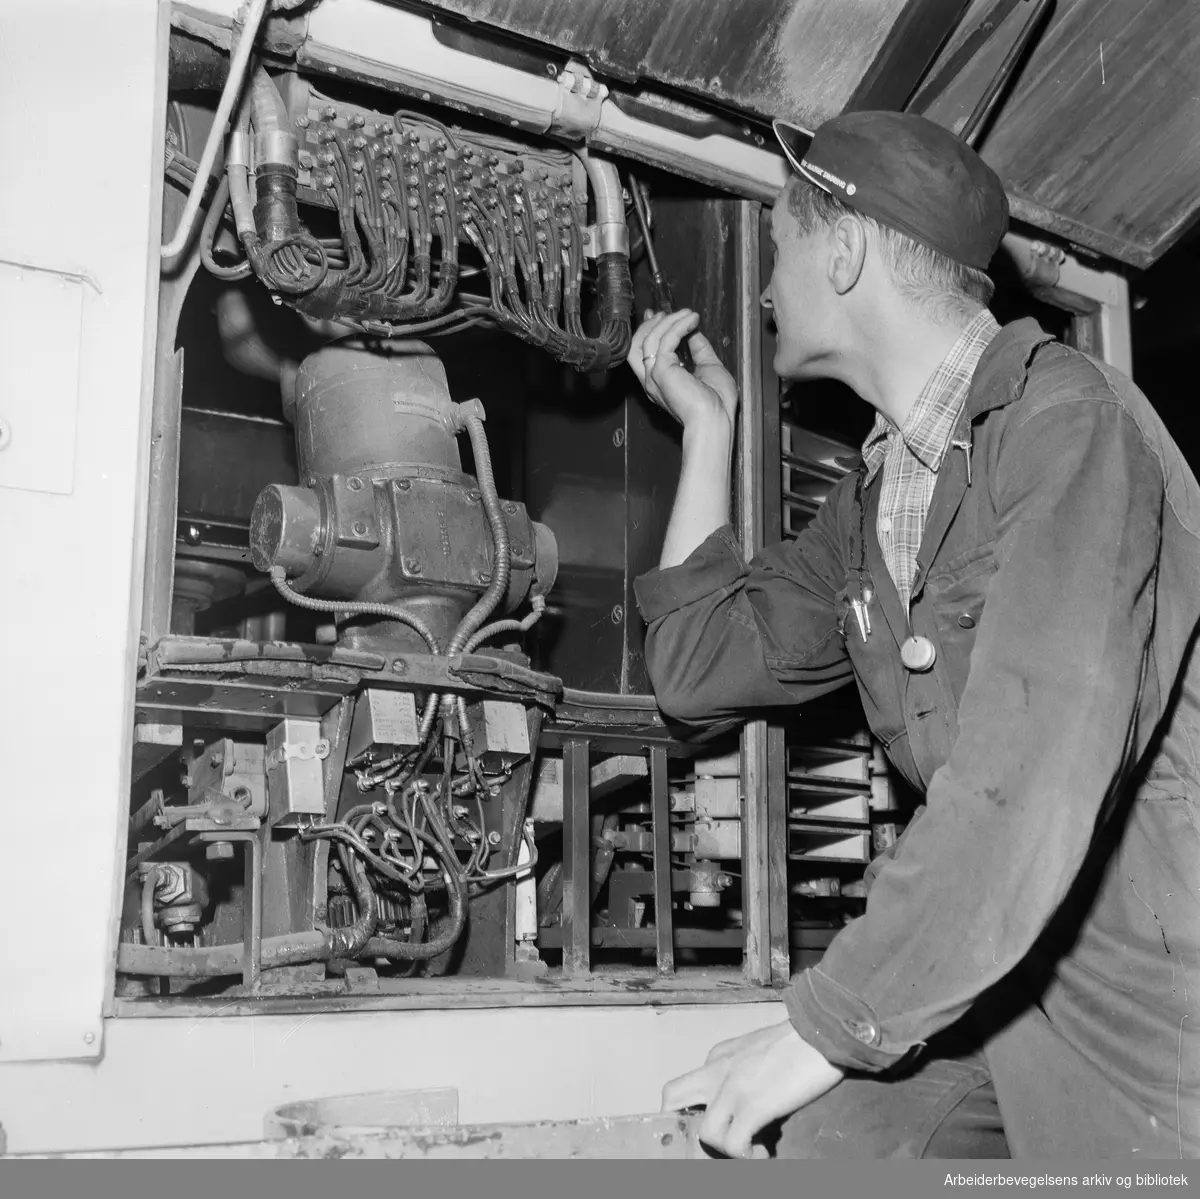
left=862, top=308, right=1001, bottom=608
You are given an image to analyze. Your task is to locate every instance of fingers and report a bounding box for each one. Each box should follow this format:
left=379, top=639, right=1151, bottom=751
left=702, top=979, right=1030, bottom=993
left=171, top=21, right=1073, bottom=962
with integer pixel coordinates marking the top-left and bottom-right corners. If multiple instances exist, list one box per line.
left=644, top=309, right=700, bottom=374
left=661, top=1063, right=720, bottom=1113
left=627, top=307, right=669, bottom=388
left=686, top=330, right=721, bottom=369
left=697, top=1082, right=766, bottom=1160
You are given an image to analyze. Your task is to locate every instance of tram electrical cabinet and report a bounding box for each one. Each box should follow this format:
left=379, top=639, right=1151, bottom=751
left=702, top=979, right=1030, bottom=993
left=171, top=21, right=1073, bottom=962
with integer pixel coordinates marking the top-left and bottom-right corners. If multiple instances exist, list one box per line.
left=121, top=13, right=789, bottom=1006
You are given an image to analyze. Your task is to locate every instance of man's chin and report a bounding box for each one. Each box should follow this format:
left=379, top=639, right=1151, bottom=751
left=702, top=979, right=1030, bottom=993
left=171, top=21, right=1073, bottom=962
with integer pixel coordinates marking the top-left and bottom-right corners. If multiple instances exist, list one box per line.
left=772, top=348, right=811, bottom=383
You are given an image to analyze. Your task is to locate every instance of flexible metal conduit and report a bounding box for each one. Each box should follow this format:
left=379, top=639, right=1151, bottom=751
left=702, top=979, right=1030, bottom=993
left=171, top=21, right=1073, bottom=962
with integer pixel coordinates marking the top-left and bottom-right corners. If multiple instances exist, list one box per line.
left=162, top=0, right=272, bottom=261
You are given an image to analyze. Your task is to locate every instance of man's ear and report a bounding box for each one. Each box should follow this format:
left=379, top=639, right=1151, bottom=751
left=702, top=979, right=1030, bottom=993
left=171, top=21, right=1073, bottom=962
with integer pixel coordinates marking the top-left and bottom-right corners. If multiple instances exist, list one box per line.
left=828, top=214, right=867, bottom=295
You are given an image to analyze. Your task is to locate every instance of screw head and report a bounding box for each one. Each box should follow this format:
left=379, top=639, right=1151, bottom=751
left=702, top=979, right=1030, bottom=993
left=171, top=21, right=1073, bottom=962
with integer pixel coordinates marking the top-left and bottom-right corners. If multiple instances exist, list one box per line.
left=346, top=476, right=364, bottom=491
left=396, top=479, right=411, bottom=491
left=487, top=831, right=502, bottom=846
left=84, top=1032, right=96, bottom=1045
left=610, top=605, right=624, bottom=625
left=404, top=557, right=423, bottom=574
left=352, top=521, right=368, bottom=537
left=206, top=841, right=236, bottom=861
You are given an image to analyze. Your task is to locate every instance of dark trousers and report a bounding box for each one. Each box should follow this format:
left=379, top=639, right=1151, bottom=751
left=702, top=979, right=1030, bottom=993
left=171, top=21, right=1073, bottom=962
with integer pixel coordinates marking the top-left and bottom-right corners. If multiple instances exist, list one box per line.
left=774, top=1051, right=1010, bottom=1159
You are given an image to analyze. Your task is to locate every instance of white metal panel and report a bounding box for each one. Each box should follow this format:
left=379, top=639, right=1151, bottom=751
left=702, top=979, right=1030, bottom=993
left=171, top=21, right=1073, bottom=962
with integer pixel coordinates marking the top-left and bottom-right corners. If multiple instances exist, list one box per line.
left=0, top=265, right=85, bottom=495
left=0, top=0, right=167, bottom=1061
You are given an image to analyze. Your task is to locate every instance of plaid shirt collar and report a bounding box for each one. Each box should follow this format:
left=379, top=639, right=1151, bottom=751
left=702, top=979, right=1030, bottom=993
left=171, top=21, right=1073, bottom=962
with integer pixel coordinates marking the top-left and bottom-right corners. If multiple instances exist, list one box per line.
left=861, top=308, right=1001, bottom=483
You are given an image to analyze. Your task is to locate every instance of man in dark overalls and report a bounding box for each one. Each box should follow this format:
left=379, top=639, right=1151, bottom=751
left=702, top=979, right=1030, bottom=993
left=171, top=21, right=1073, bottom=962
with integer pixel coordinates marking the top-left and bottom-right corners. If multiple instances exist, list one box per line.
left=628, top=111, right=1199, bottom=1159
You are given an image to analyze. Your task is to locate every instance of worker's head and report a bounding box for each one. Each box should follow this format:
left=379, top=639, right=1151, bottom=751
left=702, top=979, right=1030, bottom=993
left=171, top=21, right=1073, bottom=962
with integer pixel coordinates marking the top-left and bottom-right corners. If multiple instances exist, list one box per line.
left=763, top=111, right=1008, bottom=380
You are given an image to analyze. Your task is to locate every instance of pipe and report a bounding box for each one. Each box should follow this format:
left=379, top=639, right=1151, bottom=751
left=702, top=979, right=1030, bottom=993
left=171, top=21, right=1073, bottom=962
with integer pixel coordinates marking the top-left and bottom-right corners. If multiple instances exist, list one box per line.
left=464, top=593, right=546, bottom=653
left=446, top=413, right=511, bottom=657
left=215, top=288, right=289, bottom=380
left=201, top=175, right=253, bottom=281
left=162, top=0, right=272, bottom=261
left=271, top=567, right=443, bottom=655
left=573, top=151, right=633, bottom=365
left=576, top=151, right=628, bottom=258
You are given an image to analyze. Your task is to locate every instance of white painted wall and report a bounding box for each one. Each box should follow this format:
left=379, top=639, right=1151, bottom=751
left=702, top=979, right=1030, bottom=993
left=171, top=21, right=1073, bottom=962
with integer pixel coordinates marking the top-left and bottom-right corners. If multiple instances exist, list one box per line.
left=0, top=1003, right=785, bottom=1154
left=0, top=0, right=787, bottom=1154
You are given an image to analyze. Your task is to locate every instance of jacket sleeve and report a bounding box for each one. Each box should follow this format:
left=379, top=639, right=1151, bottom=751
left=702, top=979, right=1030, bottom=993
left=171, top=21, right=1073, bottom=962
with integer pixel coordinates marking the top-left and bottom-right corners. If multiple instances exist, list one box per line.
left=632, top=475, right=855, bottom=723
left=783, top=384, right=1165, bottom=1072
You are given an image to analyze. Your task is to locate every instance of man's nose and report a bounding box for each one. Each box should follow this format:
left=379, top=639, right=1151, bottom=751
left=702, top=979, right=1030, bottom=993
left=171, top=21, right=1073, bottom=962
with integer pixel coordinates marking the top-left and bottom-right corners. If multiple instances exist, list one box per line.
left=759, top=286, right=773, bottom=310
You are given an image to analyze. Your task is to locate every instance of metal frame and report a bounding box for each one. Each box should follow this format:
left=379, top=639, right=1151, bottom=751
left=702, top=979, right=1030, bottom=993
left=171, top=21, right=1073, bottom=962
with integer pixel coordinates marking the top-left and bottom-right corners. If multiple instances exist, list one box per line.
left=1004, top=232, right=1133, bottom=373
left=734, top=200, right=792, bottom=985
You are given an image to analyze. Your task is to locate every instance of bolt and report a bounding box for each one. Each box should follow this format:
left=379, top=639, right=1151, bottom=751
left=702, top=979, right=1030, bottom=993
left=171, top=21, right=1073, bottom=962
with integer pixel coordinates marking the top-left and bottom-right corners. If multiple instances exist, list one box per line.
left=233, top=786, right=252, bottom=807
left=185, top=525, right=202, bottom=545
left=503, top=502, right=518, bottom=514
left=346, top=476, right=364, bottom=491
left=612, top=428, right=625, bottom=447
left=206, top=841, right=235, bottom=861
left=84, top=1032, right=96, bottom=1046
left=610, top=605, right=624, bottom=625
left=476, top=571, right=491, bottom=585
left=396, top=478, right=411, bottom=491
left=296, top=115, right=310, bottom=129
left=352, top=521, right=368, bottom=537
left=404, top=557, right=423, bottom=574
left=349, top=113, right=366, bottom=128
left=488, top=831, right=502, bottom=846
left=488, top=785, right=501, bottom=798
left=209, top=750, right=224, bottom=768
left=468, top=489, right=482, bottom=502
left=453, top=805, right=470, bottom=819
left=322, top=105, right=337, bottom=119
left=391, top=658, right=408, bottom=675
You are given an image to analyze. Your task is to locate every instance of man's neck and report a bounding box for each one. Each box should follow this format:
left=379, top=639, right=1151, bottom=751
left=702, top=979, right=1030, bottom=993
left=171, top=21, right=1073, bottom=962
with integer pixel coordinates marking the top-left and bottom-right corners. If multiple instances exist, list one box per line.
left=838, top=303, right=983, bottom=428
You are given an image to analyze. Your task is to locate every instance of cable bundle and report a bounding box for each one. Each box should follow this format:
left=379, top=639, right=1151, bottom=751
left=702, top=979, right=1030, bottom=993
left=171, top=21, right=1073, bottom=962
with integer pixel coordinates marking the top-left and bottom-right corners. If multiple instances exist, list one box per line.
left=203, top=83, right=633, bottom=370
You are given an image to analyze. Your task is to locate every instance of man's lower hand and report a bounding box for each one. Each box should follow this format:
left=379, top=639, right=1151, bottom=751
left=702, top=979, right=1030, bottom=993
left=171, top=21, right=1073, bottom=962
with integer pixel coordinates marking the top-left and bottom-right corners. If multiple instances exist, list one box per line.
left=661, top=1020, right=844, bottom=1159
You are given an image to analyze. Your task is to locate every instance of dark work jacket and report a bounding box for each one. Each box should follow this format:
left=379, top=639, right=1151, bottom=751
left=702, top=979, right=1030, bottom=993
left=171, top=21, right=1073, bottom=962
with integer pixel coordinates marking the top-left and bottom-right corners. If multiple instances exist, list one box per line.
left=633, top=319, right=1200, bottom=1157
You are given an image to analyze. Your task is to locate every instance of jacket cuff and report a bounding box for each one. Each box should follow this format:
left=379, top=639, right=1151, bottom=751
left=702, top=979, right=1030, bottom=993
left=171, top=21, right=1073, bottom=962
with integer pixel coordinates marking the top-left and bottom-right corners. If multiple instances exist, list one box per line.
left=783, top=967, right=918, bottom=1074
left=633, top=526, right=747, bottom=623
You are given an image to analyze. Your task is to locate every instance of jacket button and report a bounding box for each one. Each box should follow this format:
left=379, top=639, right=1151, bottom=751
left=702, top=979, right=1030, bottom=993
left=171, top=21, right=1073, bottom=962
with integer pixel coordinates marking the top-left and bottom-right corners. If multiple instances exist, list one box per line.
left=900, top=636, right=936, bottom=672
left=845, top=1019, right=878, bottom=1044
left=957, top=613, right=976, bottom=629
